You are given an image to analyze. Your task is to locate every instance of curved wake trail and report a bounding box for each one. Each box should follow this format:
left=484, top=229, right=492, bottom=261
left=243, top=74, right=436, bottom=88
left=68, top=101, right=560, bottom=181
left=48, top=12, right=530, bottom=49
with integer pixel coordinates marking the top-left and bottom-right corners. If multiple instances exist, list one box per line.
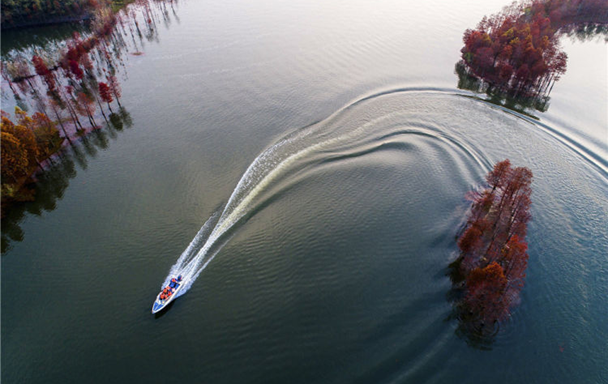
left=161, top=126, right=318, bottom=296
left=159, top=98, right=395, bottom=297
left=159, top=89, right=491, bottom=300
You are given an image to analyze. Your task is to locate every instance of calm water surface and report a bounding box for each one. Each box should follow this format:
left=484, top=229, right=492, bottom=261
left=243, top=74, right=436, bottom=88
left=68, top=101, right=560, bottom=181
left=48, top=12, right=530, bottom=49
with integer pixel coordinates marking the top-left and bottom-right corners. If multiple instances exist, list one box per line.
left=2, top=1, right=607, bottom=383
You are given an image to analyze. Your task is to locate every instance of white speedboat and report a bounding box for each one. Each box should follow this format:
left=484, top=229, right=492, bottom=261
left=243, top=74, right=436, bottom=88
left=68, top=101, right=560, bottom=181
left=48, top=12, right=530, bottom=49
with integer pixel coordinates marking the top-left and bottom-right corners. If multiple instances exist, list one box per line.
left=152, top=276, right=184, bottom=314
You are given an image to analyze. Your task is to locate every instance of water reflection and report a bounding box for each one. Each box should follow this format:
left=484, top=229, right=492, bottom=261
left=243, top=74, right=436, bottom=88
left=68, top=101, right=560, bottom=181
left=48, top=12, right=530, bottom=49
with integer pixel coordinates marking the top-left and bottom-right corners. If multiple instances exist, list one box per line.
left=564, top=23, right=608, bottom=42
left=455, top=61, right=550, bottom=117
left=1, top=107, right=133, bottom=253
left=455, top=29, right=607, bottom=117
left=1, top=0, right=176, bottom=252
left=454, top=0, right=608, bottom=117
left=0, top=23, right=89, bottom=57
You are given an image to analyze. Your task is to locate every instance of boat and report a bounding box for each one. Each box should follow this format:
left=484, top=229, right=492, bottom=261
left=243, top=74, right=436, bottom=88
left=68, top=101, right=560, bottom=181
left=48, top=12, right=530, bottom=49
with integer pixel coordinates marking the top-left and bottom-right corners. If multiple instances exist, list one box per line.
left=152, top=275, right=184, bottom=314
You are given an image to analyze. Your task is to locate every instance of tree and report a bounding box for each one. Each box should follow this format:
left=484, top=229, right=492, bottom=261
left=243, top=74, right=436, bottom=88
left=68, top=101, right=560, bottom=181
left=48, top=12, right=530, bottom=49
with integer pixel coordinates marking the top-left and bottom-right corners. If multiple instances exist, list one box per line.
left=1, top=131, right=28, bottom=184
left=75, top=91, right=98, bottom=127
left=464, top=262, right=509, bottom=325
left=457, top=0, right=608, bottom=98
left=30, top=112, right=63, bottom=159
left=1, top=114, right=40, bottom=183
left=107, top=75, right=122, bottom=107
left=98, top=82, right=113, bottom=111
left=69, top=60, right=84, bottom=80
left=32, top=55, right=56, bottom=92
left=486, top=159, right=511, bottom=192
left=2, top=115, right=39, bottom=168
left=46, top=90, right=73, bottom=144
left=451, top=159, right=533, bottom=334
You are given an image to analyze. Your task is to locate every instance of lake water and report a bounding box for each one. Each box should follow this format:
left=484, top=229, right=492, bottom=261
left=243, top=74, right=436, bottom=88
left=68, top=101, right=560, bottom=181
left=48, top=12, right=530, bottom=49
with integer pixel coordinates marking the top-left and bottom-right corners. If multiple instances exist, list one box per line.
left=1, top=1, right=607, bottom=383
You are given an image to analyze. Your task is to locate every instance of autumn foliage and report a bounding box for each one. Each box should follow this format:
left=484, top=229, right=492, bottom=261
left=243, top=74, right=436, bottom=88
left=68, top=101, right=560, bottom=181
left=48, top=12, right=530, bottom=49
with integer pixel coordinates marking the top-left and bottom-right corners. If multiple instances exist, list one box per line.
left=0, top=0, right=165, bottom=134
left=1, top=0, right=173, bottom=217
left=1, top=109, right=64, bottom=214
left=459, top=0, right=608, bottom=97
left=451, top=160, right=532, bottom=334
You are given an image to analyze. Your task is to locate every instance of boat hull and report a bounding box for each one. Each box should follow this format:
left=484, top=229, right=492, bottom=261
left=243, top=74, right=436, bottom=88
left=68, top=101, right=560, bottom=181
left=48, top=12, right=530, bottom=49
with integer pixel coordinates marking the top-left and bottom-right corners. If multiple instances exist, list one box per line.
left=152, top=280, right=184, bottom=314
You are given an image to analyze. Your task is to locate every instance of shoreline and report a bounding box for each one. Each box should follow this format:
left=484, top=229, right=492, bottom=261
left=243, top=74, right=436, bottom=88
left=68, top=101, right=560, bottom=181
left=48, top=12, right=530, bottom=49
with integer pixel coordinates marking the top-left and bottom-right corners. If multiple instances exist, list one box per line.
left=1, top=0, right=135, bottom=31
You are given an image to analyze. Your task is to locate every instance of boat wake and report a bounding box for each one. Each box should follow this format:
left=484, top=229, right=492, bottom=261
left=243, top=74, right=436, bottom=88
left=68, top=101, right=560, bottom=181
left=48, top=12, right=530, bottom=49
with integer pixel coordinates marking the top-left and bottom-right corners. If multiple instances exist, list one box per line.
left=158, top=121, right=323, bottom=296
left=158, top=88, right=551, bottom=302
left=157, top=91, right=438, bottom=298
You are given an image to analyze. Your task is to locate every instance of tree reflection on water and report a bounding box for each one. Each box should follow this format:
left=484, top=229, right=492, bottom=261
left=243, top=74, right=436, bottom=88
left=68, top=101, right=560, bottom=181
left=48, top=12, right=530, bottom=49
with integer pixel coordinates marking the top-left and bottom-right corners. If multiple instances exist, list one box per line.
left=1, top=107, right=132, bottom=253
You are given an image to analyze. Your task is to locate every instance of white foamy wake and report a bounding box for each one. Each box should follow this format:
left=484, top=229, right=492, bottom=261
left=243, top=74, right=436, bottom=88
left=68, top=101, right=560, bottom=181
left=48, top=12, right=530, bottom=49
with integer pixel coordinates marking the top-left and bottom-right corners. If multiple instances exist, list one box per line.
left=160, top=126, right=316, bottom=296
left=159, top=101, right=411, bottom=299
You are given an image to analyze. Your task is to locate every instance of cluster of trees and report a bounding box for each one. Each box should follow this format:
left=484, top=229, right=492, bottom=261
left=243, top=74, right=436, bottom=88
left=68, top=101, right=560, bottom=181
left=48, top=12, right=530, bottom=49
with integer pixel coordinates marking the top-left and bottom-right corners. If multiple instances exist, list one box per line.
left=1, top=0, right=176, bottom=214
left=450, top=160, right=533, bottom=335
left=2, top=0, right=176, bottom=118
left=454, top=60, right=551, bottom=115
left=2, top=0, right=124, bottom=134
left=1, top=0, right=180, bottom=136
left=459, top=0, right=608, bottom=97
left=2, top=106, right=132, bottom=251
left=1, top=109, right=63, bottom=209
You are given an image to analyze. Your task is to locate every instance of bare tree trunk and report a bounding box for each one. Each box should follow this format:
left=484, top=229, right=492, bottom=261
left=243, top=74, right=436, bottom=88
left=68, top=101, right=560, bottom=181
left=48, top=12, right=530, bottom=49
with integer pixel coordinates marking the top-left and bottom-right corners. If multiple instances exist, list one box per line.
left=49, top=102, right=73, bottom=145
left=95, top=95, right=110, bottom=123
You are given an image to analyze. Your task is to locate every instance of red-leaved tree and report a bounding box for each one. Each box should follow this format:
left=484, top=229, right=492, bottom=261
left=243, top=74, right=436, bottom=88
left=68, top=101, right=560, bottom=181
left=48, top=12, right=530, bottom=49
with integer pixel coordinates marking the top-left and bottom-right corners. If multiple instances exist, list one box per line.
left=452, top=159, right=533, bottom=333
left=98, top=82, right=114, bottom=111
left=458, top=0, right=607, bottom=97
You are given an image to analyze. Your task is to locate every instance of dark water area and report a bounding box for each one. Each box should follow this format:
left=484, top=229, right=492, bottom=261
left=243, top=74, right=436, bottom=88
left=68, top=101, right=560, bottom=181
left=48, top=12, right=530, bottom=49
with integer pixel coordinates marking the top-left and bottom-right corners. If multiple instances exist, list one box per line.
left=1, top=1, right=607, bottom=383
left=0, top=22, right=90, bottom=57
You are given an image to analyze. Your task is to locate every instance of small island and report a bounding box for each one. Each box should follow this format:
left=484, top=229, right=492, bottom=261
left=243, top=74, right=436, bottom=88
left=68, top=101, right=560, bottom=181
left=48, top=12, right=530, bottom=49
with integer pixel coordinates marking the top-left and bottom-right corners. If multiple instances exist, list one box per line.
left=450, top=159, right=533, bottom=338
left=457, top=0, right=608, bottom=102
